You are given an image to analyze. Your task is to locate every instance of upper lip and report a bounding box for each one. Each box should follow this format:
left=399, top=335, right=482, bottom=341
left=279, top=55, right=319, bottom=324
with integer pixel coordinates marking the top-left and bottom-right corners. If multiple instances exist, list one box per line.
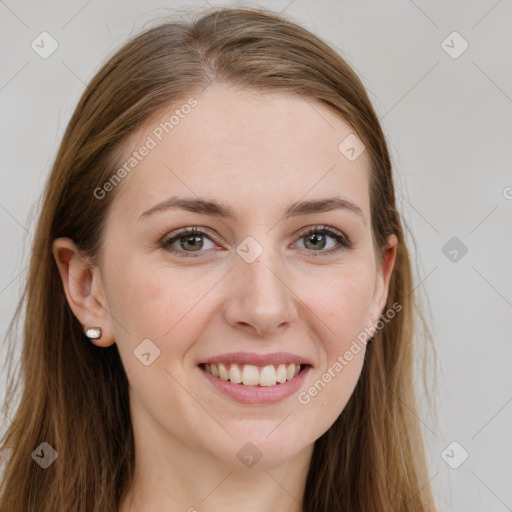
left=198, top=351, right=313, bottom=367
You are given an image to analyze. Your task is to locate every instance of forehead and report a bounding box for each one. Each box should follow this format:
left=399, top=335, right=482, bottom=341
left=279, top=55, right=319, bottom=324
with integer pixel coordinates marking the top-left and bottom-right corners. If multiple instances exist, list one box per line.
left=108, top=86, right=371, bottom=224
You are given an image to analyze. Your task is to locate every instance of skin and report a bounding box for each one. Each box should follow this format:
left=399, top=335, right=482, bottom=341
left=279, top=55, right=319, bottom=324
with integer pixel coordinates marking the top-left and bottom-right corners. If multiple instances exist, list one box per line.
left=53, top=85, right=397, bottom=512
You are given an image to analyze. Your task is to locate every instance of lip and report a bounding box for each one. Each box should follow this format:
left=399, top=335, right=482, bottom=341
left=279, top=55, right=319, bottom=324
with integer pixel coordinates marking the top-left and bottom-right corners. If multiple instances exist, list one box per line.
left=199, top=363, right=312, bottom=404
left=197, top=351, right=313, bottom=367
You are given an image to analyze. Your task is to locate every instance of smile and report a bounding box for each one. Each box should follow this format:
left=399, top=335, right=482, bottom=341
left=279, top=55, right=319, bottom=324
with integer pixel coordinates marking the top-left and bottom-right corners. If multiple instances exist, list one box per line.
left=201, top=362, right=303, bottom=386
left=198, top=362, right=311, bottom=405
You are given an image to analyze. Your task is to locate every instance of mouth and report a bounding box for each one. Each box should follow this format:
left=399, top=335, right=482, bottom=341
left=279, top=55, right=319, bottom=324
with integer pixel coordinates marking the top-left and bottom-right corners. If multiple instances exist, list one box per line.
left=198, top=361, right=312, bottom=404
left=199, top=362, right=310, bottom=387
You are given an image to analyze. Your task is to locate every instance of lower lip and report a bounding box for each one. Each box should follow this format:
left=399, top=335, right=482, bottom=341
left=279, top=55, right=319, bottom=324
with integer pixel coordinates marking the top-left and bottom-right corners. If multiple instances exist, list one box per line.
left=199, top=365, right=311, bottom=404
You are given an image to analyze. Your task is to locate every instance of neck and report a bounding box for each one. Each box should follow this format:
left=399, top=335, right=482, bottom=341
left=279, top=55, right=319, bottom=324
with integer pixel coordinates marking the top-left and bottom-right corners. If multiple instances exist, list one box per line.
left=118, top=402, right=313, bottom=512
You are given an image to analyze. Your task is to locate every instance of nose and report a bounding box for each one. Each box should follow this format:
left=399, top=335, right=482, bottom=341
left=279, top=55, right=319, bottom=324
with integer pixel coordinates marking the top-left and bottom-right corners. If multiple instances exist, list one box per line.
left=221, top=247, right=299, bottom=337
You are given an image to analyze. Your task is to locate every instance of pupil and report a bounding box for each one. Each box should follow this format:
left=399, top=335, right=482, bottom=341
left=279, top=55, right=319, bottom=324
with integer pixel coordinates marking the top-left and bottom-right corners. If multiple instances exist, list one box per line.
left=307, top=233, right=325, bottom=250
left=183, top=235, right=203, bottom=251
left=179, top=233, right=327, bottom=252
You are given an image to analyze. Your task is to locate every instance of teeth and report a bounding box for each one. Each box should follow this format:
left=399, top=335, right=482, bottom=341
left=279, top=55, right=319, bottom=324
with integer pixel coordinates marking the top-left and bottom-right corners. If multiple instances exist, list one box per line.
left=242, top=365, right=259, bottom=385
left=259, top=365, right=276, bottom=386
left=286, top=363, right=295, bottom=381
left=229, top=363, right=243, bottom=384
left=218, top=363, right=229, bottom=380
left=276, top=364, right=287, bottom=383
left=203, top=362, right=303, bottom=386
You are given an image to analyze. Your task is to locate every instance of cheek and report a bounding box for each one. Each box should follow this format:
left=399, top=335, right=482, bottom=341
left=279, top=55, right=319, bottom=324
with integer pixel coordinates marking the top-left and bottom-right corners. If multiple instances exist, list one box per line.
left=108, top=260, right=221, bottom=366
left=311, top=260, right=376, bottom=349
left=108, top=254, right=189, bottom=332
left=296, top=260, right=373, bottom=417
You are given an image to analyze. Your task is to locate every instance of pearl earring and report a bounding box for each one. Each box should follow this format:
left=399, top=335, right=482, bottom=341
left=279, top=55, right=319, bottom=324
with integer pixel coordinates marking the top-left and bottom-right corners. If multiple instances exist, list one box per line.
left=85, top=327, right=102, bottom=340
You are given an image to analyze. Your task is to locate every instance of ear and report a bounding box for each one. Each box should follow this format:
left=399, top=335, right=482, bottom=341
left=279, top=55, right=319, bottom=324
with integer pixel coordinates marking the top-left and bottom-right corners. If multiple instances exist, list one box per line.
left=52, top=237, right=115, bottom=347
left=369, top=234, right=398, bottom=327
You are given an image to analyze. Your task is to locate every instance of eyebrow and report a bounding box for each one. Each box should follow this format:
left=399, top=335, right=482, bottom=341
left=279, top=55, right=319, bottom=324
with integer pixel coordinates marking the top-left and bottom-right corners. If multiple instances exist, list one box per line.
left=138, top=195, right=366, bottom=224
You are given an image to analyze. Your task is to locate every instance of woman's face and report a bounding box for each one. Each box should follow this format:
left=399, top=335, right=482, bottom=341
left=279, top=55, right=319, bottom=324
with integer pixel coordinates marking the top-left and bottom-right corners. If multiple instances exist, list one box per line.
left=80, top=86, right=396, bottom=468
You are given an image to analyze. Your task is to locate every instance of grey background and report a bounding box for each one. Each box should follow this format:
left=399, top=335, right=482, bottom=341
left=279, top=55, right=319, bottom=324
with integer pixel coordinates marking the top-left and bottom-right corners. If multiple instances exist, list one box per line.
left=1, top=1, right=511, bottom=510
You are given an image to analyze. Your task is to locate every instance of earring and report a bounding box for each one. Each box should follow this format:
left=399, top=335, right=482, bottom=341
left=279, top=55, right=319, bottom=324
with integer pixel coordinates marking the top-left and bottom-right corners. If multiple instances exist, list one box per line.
left=85, top=327, right=102, bottom=340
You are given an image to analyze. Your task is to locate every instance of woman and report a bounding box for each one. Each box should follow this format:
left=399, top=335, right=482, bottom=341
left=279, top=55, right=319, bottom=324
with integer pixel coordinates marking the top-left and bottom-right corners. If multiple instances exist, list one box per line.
left=0, top=6, right=437, bottom=511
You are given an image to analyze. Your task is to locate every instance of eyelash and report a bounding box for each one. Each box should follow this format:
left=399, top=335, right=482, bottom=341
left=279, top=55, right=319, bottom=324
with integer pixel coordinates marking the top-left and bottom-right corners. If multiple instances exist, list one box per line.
left=160, top=225, right=353, bottom=258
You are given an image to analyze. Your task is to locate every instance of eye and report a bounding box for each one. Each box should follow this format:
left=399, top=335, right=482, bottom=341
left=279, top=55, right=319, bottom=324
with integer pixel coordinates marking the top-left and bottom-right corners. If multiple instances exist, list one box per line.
left=160, top=225, right=353, bottom=258
left=293, top=225, right=353, bottom=256
left=160, top=227, right=218, bottom=257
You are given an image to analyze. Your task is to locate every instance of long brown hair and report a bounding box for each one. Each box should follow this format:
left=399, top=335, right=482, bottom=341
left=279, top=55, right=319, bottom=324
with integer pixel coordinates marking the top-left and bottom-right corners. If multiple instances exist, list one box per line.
left=0, top=6, right=437, bottom=511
